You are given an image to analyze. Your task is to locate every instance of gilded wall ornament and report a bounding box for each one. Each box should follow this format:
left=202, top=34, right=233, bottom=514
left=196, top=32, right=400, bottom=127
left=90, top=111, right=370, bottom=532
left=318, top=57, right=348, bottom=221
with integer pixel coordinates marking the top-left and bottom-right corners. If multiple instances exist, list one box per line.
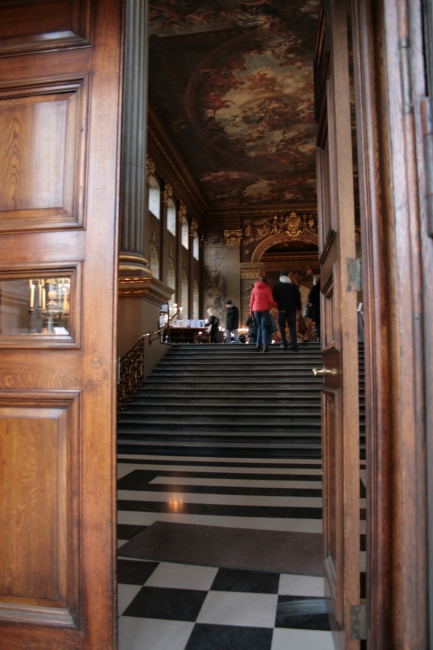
left=224, top=229, right=243, bottom=247
left=265, top=212, right=317, bottom=239
left=162, top=182, right=173, bottom=205
left=189, top=218, right=198, bottom=237
left=177, top=201, right=187, bottom=221
left=146, top=156, right=155, bottom=183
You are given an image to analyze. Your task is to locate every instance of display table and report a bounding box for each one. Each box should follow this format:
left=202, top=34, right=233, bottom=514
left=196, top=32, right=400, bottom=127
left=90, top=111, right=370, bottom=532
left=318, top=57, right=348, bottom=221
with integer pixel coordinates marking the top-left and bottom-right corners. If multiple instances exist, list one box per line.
left=169, top=327, right=210, bottom=344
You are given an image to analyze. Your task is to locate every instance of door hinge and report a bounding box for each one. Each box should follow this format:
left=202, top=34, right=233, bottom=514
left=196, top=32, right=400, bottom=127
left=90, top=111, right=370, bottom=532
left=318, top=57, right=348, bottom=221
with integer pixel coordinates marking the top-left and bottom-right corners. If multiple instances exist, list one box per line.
left=399, top=37, right=413, bottom=115
left=346, top=258, right=362, bottom=292
left=350, top=604, right=367, bottom=640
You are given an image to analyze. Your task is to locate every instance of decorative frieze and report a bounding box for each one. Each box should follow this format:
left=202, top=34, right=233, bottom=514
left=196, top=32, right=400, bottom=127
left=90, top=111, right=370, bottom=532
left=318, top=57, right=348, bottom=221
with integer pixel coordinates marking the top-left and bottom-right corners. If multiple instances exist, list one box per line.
left=240, top=267, right=264, bottom=279
left=119, top=275, right=174, bottom=305
left=224, top=229, right=243, bottom=247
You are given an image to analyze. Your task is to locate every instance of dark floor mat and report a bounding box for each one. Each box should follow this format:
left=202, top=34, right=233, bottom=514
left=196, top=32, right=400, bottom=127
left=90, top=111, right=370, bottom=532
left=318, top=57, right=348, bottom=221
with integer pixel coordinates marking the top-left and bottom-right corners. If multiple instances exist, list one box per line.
left=118, top=521, right=324, bottom=576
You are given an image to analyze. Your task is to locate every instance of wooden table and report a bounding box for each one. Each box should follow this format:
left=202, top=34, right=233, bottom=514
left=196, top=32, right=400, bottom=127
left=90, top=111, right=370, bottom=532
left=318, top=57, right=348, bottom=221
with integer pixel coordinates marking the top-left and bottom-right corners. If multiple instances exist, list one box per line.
left=169, top=327, right=210, bottom=344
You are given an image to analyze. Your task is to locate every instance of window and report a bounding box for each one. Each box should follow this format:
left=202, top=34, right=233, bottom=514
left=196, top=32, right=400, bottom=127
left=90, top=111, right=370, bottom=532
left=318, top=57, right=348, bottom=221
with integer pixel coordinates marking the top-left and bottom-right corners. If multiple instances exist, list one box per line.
left=148, top=175, right=161, bottom=219
left=167, top=198, right=176, bottom=236
left=181, top=216, right=189, bottom=249
left=193, top=232, right=199, bottom=260
left=149, top=243, right=159, bottom=280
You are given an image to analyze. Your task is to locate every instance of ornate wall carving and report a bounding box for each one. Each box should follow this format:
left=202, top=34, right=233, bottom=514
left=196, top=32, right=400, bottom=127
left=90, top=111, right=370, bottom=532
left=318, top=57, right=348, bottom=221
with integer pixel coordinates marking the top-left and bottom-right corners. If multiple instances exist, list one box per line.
left=242, top=211, right=318, bottom=261
left=224, top=229, right=243, bottom=247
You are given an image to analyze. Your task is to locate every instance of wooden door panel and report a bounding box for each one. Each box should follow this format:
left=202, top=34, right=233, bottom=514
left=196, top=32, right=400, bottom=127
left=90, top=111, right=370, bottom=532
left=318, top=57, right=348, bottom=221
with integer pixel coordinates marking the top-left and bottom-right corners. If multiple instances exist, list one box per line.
left=0, top=74, right=89, bottom=231
left=315, top=2, right=361, bottom=648
left=0, top=0, right=123, bottom=647
left=0, top=0, right=92, bottom=56
left=0, top=353, right=82, bottom=389
left=0, top=393, right=80, bottom=627
left=322, top=388, right=343, bottom=623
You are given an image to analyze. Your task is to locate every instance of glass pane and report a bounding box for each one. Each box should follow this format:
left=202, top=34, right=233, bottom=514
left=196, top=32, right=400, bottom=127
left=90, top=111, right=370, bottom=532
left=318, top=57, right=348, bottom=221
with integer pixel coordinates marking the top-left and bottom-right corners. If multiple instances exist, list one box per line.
left=193, top=233, right=199, bottom=260
left=0, top=276, right=71, bottom=336
left=167, top=201, right=176, bottom=235
left=181, top=217, right=189, bottom=249
left=148, top=177, right=161, bottom=219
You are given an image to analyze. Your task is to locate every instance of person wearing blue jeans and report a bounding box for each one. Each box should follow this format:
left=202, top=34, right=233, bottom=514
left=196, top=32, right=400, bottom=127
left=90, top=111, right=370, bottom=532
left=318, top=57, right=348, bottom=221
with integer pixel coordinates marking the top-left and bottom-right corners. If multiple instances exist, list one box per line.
left=249, top=276, right=278, bottom=352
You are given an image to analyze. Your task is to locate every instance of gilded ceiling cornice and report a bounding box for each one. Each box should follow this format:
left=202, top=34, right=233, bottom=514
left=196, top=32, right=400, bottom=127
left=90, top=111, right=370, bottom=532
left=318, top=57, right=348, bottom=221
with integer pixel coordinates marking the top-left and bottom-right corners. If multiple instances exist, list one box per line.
left=206, top=204, right=318, bottom=220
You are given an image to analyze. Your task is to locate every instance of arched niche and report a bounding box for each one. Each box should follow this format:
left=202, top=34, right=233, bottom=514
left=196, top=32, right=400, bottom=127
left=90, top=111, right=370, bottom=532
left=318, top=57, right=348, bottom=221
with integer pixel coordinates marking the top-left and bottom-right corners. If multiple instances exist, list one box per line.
left=148, top=243, right=159, bottom=280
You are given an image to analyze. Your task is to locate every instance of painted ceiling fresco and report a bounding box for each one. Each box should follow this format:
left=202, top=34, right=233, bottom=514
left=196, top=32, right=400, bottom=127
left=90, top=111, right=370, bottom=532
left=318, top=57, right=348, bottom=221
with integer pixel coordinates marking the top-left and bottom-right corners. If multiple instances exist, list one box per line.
left=149, top=0, right=319, bottom=207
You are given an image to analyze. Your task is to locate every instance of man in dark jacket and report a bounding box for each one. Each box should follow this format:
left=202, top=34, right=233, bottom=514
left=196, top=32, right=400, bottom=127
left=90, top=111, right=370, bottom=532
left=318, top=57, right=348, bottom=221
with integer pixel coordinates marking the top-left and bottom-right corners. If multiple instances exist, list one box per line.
left=224, top=299, right=240, bottom=343
left=272, top=270, right=302, bottom=350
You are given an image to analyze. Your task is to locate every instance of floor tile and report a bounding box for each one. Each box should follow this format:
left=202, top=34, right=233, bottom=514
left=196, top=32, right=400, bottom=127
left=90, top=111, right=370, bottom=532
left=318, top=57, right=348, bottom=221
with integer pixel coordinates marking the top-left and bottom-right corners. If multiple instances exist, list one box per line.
left=278, top=575, right=326, bottom=597
left=117, top=559, right=159, bottom=585
left=123, top=586, right=207, bottom=621
left=118, top=584, right=142, bottom=616
left=275, top=596, right=331, bottom=631
left=185, top=623, right=273, bottom=650
left=118, top=616, right=194, bottom=650
left=197, top=591, right=278, bottom=628
left=118, top=470, right=160, bottom=489
left=271, top=627, right=336, bottom=650
left=145, top=563, right=219, bottom=591
left=211, top=568, right=280, bottom=594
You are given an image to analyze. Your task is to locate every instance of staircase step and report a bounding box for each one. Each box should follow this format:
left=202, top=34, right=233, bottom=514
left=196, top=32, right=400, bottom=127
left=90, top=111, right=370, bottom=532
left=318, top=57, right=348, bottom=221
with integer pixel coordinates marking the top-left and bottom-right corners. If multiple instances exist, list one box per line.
left=117, top=343, right=367, bottom=460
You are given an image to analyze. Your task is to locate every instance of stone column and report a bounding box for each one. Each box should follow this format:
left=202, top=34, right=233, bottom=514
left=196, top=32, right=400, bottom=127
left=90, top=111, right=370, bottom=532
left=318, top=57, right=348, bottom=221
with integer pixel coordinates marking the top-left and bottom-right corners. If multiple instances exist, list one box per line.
left=224, top=229, right=242, bottom=311
left=118, top=0, right=149, bottom=274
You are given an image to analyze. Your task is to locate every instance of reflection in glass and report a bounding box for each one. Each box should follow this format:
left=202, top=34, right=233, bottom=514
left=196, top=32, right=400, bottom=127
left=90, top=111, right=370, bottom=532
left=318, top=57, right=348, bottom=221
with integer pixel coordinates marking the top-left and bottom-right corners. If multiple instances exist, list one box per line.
left=0, top=276, right=71, bottom=336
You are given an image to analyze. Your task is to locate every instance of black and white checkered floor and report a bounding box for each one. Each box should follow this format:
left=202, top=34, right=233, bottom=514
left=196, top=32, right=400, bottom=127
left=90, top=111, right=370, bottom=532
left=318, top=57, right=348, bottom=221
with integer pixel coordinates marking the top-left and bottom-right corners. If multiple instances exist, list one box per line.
left=117, top=454, right=367, bottom=650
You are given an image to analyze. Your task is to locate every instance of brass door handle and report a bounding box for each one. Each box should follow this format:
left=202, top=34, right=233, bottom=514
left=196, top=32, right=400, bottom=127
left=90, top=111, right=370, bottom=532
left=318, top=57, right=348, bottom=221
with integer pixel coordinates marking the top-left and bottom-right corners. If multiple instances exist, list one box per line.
left=312, top=367, right=332, bottom=376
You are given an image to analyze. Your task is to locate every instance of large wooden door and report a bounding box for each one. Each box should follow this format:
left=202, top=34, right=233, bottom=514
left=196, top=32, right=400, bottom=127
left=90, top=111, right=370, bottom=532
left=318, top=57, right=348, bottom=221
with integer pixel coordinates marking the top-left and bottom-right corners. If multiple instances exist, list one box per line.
left=0, top=2, right=123, bottom=648
left=315, top=2, right=361, bottom=648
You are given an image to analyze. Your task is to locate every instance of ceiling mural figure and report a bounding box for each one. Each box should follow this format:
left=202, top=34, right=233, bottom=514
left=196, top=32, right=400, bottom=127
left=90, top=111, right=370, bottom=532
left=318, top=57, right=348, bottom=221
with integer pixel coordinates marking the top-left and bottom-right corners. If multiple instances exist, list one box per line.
left=149, top=0, right=319, bottom=208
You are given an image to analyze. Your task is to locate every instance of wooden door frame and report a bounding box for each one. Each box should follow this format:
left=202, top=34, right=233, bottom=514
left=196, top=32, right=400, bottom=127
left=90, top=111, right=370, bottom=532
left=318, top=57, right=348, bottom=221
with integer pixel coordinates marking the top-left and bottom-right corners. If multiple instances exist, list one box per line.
left=351, top=0, right=429, bottom=646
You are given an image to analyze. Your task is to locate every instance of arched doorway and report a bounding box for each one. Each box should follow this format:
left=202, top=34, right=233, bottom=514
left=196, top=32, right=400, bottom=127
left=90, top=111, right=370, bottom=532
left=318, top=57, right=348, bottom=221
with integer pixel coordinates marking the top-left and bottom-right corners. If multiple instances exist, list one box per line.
left=250, top=231, right=320, bottom=342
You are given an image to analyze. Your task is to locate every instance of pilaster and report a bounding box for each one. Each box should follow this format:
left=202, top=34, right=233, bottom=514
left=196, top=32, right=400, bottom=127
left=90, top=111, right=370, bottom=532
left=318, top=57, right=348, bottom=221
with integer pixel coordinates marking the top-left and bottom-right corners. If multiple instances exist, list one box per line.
left=224, top=229, right=242, bottom=312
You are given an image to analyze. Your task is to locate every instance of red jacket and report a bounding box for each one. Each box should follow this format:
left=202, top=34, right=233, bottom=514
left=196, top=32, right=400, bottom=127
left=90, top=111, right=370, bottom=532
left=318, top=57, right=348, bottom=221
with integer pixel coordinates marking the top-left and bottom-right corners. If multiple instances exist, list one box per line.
left=250, top=281, right=278, bottom=314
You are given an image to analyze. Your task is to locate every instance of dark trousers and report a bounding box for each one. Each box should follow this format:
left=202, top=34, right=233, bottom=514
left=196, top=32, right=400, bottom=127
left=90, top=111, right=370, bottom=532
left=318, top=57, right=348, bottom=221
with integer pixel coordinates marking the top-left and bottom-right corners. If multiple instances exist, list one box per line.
left=278, top=310, right=297, bottom=348
left=254, top=311, right=270, bottom=349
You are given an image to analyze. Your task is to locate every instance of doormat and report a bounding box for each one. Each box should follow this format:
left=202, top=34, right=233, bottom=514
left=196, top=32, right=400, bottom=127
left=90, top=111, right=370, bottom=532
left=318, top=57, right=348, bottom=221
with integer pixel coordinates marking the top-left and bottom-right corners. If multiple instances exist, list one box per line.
left=118, top=522, right=324, bottom=576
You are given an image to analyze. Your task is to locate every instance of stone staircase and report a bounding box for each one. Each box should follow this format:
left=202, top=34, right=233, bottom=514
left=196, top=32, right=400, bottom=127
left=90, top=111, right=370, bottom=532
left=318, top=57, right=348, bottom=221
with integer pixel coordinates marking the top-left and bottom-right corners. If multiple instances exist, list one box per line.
left=117, top=343, right=324, bottom=459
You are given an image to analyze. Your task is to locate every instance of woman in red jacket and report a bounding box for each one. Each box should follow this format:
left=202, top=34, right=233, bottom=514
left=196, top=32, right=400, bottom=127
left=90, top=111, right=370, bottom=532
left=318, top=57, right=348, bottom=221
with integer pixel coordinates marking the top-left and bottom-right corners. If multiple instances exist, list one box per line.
left=250, top=276, right=278, bottom=352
